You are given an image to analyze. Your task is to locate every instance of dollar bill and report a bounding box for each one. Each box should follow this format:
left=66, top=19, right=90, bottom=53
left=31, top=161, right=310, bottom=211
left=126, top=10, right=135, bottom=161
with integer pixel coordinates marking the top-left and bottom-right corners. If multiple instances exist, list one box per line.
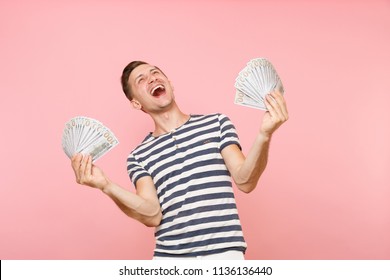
left=62, top=116, right=119, bottom=162
left=234, top=58, right=284, bottom=110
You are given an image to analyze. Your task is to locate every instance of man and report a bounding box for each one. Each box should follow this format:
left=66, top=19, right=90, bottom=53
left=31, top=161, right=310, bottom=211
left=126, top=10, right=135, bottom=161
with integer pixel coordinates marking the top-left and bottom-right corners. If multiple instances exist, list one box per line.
left=71, top=61, right=288, bottom=259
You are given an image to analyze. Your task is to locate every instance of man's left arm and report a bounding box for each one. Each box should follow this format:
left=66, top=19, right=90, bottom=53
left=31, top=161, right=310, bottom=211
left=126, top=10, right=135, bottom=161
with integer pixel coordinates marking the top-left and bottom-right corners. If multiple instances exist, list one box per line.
left=222, top=91, right=289, bottom=193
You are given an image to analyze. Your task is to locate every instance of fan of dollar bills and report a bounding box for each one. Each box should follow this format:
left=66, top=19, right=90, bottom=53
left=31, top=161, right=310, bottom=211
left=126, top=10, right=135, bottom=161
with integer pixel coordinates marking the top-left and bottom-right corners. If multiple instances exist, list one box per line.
left=62, top=116, right=119, bottom=162
left=234, top=58, right=284, bottom=110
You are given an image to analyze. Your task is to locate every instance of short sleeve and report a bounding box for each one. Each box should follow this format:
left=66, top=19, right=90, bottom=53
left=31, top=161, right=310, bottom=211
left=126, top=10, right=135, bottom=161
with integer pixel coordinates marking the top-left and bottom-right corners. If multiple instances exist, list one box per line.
left=218, top=114, right=242, bottom=151
left=126, top=153, right=150, bottom=188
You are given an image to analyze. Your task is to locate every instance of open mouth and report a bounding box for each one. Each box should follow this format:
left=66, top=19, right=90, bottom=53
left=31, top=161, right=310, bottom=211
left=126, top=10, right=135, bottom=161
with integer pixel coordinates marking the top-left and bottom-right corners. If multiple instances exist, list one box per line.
left=150, top=85, right=166, bottom=97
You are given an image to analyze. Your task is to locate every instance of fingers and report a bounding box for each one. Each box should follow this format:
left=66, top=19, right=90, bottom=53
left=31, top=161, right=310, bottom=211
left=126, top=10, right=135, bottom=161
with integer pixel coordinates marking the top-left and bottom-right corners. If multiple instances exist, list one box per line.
left=71, top=153, right=83, bottom=169
left=261, top=90, right=289, bottom=136
left=78, top=154, right=87, bottom=180
left=272, top=91, right=289, bottom=120
left=265, top=91, right=289, bottom=122
left=71, top=153, right=83, bottom=183
left=80, top=155, right=93, bottom=184
left=71, top=153, right=92, bottom=185
left=85, top=154, right=92, bottom=177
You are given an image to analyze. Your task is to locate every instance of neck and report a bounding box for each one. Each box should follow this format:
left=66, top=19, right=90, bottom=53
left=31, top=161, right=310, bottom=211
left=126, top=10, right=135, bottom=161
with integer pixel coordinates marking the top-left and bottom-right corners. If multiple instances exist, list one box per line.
left=149, top=104, right=189, bottom=137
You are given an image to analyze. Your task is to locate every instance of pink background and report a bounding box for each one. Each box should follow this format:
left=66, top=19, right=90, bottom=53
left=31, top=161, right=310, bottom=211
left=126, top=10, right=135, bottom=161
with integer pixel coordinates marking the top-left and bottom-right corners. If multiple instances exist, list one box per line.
left=1, top=0, right=389, bottom=260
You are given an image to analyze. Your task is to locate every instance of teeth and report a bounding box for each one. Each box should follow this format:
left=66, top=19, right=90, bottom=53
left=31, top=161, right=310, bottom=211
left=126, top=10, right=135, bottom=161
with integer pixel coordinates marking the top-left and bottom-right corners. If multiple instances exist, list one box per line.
left=151, top=85, right=164, bottom=95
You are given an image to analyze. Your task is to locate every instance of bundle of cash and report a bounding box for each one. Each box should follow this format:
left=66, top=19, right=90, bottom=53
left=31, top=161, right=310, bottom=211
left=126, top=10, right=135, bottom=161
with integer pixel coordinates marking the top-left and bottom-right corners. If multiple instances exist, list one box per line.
left=234, top=58, right=284, bottom=110
left=62, top=116, right=119, bottom=162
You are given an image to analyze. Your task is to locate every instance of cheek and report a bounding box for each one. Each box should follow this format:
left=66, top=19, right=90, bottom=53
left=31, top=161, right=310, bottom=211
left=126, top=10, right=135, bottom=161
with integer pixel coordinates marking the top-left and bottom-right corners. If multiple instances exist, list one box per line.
left=132, top=85, right=148, bottom=97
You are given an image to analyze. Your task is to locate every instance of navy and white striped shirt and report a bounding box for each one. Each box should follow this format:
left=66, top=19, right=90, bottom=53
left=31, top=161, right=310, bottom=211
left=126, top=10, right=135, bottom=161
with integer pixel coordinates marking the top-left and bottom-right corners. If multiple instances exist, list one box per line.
left=127, top=113, right=247, bottom=257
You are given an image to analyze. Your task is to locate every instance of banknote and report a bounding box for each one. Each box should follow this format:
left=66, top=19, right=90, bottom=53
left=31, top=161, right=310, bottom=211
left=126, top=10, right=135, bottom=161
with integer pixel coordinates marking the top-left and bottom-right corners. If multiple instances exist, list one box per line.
left=62, top=116, right=119, bottom=162
left=234, top=58, right=284, bottom=110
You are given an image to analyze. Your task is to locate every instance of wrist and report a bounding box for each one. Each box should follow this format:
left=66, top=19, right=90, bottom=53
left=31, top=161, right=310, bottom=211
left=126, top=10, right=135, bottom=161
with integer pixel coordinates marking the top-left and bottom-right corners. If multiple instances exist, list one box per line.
left=257, top=130, right=272, bottom=142
left=100, top=180, right=114, bottom=194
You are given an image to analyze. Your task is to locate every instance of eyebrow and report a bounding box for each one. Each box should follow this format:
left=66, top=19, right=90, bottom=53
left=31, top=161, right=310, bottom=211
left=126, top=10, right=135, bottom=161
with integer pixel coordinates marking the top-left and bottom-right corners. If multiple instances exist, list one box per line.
left=134, top=67, right=160, bottom=82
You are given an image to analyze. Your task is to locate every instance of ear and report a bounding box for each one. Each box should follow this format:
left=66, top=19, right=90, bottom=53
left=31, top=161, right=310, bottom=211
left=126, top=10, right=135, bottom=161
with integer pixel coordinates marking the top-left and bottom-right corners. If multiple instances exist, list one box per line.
left=130, top=99, right=142, bottom=110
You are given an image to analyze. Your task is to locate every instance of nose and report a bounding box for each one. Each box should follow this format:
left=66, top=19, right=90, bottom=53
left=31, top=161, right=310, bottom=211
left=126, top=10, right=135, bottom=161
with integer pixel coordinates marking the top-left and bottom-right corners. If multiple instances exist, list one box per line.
left=148, top=75, right=156, bottom=84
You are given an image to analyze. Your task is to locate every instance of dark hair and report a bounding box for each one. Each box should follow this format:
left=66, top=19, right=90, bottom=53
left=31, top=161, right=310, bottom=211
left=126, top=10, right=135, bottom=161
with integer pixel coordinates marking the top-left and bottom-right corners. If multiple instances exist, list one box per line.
left=121, top=61, right=148, bottom=100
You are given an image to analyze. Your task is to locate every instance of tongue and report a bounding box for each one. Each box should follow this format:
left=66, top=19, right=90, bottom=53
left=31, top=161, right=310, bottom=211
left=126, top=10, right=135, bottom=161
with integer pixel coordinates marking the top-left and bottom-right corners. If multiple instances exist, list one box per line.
left=153, top=88, right=165, bottom=97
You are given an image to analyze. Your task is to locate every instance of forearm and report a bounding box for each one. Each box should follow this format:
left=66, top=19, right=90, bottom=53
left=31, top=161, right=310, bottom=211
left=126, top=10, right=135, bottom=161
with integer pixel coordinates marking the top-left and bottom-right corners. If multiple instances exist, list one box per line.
left=235, top=132, right=271, bottom=193
left=101, top=182, right=162, bottom=227
left=71, top=154, right=161, bottom=226
left=225, top=91, right=288, bottom=193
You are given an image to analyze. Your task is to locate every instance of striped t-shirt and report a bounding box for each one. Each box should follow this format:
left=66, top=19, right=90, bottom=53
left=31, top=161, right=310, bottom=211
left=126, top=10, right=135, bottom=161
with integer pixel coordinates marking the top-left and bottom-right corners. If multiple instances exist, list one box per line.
left=127, top=113, right=247, bottom=257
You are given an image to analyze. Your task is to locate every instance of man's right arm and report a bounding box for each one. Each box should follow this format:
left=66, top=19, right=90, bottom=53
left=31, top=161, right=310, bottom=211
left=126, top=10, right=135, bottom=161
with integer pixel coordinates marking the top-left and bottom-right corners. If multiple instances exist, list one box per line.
left=101, top=176, right=162, bottom=227
left=71, top=154, right=162, bottom=227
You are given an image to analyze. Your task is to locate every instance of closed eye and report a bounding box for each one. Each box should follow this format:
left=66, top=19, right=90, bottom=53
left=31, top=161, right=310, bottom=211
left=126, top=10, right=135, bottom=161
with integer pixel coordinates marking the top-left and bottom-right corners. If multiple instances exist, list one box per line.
left=136, top=77, right=144, bottom=84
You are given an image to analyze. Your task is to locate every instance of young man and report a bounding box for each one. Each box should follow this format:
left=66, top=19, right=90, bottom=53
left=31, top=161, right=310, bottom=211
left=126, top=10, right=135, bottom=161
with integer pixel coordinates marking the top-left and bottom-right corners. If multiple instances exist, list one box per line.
left=71, top=61, right=288, bottom=259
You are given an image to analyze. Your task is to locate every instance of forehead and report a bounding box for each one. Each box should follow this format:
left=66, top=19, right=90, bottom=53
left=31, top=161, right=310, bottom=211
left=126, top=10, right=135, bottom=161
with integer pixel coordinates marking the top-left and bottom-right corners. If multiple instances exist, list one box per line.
left=129, top=64, right=157, bottom=82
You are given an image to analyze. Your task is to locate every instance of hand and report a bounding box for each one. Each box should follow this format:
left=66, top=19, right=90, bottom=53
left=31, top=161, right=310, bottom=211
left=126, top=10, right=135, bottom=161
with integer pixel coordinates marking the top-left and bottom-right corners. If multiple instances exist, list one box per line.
left=71, top=154, right=110, bottom=190
left=260, top=90, right=289, bottom=137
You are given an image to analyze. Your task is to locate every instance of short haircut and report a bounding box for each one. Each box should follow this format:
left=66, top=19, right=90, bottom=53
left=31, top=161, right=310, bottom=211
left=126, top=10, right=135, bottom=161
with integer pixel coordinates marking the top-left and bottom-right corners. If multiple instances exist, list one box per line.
left=121, top=61, right=148, bottom=100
